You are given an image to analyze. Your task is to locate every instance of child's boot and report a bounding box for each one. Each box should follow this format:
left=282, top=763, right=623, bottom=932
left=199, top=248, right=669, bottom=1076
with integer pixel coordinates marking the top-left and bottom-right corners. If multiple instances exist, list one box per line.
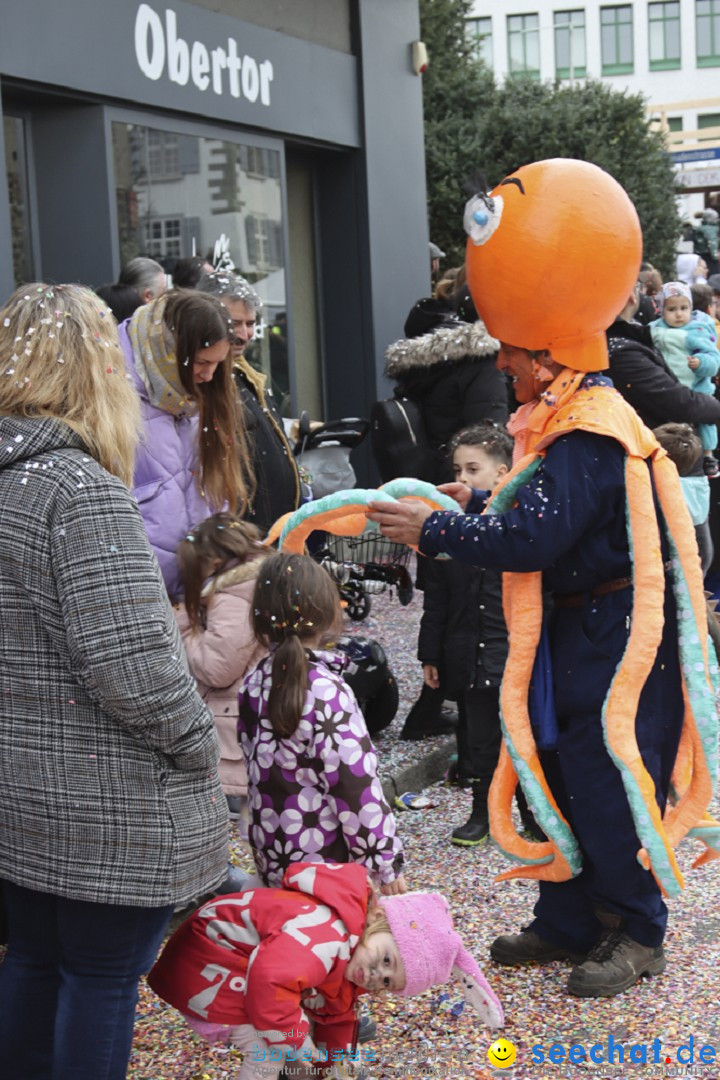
left=451, top=778, right=490, bottom=846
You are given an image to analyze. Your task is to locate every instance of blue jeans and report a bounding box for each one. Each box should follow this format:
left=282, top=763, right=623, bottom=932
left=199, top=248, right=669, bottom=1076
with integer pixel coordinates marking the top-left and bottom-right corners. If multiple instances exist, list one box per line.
left=0, top=881, right=173, bottom=1079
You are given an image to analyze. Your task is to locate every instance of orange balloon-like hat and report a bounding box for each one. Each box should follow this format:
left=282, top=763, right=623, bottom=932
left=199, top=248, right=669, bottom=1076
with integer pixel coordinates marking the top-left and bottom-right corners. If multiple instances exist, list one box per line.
left=464, top=159, right=642, bottom=372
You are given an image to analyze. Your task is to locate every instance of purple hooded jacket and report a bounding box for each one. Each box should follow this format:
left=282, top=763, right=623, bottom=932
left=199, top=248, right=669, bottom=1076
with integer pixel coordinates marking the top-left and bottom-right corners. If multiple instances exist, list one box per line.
left=119, top=319, right=212, bottom=600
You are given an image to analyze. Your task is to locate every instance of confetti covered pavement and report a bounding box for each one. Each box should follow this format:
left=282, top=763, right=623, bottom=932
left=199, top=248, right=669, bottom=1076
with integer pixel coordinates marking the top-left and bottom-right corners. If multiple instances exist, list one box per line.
left=126, top=585, right=720, bottom=1080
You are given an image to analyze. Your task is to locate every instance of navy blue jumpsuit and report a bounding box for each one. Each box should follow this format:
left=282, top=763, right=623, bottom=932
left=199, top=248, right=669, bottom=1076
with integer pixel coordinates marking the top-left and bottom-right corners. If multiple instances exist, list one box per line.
left=419, top=428, right=684, bottom=950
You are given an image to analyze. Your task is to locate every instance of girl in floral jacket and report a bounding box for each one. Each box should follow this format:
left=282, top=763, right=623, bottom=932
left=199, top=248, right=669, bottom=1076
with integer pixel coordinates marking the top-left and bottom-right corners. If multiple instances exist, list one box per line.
left=238, top=553, right=406, bottom=896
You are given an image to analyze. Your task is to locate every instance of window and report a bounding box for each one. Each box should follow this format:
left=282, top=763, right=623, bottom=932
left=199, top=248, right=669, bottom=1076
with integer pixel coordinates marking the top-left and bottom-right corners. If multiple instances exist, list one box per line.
left=507, top=13, right=540, bottom=78
left=147, top=130, right=180, bottom=180
left=697, top=0, right=720, bottom=65
left=466, top=16, right=493, bottom=66
left=698, top=113, right=720, bottom=139
left=240, top=145, right=281, bottom=179
left=245, top=214, right=283, bottom=271
left=600, top=5, right=634, bottom=74
left=143, top=216, right=182, bottom=259
left=554, top=10, right=586, bottom=78
left=667, top=116, right=683, bottom=131
left=112, top=121, right=287, bottom=399
left=648, top=2, right=681, bottom=69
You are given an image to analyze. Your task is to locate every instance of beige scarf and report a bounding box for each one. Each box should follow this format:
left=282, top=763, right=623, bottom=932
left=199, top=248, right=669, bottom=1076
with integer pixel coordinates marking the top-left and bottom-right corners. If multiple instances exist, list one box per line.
left=126, top=297, right=196, bottom=417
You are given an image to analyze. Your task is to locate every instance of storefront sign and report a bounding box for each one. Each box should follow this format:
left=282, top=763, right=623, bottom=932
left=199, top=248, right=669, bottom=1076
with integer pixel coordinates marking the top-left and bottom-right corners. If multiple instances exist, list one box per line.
left=675, top=166, right=720, bottom=189
left=671, top=147, right=720, bottom=164
left=1, top=0, right=359, bottom=148
left=134, top=5, right=273, bottom=105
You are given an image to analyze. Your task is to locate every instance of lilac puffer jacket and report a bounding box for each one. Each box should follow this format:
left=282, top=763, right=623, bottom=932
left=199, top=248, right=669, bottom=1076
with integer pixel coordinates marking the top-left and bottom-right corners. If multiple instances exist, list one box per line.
left=120, top=321, right=212, bottom=600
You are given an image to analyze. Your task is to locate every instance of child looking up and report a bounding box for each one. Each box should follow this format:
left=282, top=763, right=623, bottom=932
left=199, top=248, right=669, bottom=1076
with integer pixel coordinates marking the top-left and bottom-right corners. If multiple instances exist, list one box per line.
left=176, top=513, right=267, bottom=821
left=147, top=861, right=504, bottom=1079
left=239, top=553, right=406, bottom=895
left=417, top=423, right=538, bottom=845
left=650, top=282, right=720, bottom=477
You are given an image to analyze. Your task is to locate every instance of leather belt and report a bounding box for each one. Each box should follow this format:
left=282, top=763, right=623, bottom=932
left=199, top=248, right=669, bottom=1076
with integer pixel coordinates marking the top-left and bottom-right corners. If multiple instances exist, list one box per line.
left=554, top=576, right=633, bottom=608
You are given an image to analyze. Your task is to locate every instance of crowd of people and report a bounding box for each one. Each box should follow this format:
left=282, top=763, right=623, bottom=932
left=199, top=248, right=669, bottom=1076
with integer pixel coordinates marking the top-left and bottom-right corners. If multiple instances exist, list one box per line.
left=0, top=161, right=719, bottom=1079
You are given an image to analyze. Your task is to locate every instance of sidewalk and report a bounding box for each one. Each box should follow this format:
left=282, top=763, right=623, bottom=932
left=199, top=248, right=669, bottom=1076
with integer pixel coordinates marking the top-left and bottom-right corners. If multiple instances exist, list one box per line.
left=128, top=586, right=720, bottom=1079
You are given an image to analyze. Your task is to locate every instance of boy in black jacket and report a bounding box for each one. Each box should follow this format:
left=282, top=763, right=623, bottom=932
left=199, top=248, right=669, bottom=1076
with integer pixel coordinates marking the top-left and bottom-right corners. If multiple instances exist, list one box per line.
left=418, top=423, right=519, bottom=845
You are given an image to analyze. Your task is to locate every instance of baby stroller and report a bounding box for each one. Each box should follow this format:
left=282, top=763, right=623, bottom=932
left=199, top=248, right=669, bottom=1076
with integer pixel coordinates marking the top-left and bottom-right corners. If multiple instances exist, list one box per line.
left=293, top=413, right=414, bottom=621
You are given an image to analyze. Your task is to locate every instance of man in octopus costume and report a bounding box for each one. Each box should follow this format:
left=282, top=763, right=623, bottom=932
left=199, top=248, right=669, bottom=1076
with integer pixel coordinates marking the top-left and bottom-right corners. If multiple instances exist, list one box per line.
left=368, top=159, right=720, bottom=998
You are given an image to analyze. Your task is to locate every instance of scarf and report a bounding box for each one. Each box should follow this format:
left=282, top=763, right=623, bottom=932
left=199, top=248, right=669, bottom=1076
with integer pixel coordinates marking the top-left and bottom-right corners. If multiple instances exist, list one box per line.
left=505, top=368, right=586, bottom=463
left=126, top=297, right=196, bottom=417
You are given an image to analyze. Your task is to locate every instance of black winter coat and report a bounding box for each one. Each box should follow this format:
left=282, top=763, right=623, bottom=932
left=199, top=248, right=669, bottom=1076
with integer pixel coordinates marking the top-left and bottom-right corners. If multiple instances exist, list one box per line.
left=384, top=320, right=507, bottom=486
left=417, top=556, right=508, bottom=696
left=234, top=360, right=300, bottom=536
left=606, top=318, right=720, bottom=430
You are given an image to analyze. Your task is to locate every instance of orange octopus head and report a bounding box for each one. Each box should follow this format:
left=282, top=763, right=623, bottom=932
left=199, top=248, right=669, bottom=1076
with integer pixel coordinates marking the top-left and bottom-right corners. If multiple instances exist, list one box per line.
left=464, top=159, right=642, bottom=372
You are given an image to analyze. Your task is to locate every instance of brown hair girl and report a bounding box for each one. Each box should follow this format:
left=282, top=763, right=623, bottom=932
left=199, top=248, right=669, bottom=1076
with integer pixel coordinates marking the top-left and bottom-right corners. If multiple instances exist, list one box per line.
left=250, top=553, right=342, bottom=737
left=162, top=290, right=255, bottom=512
left=177, top=512, right=263, bottom=629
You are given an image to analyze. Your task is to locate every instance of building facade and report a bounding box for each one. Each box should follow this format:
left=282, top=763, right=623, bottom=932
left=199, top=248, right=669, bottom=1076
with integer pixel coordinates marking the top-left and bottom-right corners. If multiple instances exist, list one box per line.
left=0, top=0, right=429, bottom=472
left=467, top=1, right=720, bottom=215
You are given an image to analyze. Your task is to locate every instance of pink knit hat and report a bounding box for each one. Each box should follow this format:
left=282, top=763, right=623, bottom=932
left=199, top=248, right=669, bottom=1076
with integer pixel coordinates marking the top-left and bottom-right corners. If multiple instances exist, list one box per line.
left=379, top=891, right=504, bottom=1028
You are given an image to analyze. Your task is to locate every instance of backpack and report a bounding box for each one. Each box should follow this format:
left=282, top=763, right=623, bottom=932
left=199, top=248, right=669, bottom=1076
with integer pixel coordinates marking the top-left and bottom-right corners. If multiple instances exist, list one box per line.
left=369, top=395, right=435, bottom=483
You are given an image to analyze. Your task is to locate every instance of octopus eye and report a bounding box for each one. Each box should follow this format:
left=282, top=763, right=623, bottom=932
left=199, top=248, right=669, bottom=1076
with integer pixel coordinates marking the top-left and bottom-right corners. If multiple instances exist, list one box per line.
left=463, top=191, right=504, bottom=247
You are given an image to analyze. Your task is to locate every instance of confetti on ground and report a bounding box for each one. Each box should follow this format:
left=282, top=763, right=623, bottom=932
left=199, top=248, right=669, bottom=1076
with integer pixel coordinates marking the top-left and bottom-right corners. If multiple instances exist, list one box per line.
left=124, top=583, right=720, bottom=1079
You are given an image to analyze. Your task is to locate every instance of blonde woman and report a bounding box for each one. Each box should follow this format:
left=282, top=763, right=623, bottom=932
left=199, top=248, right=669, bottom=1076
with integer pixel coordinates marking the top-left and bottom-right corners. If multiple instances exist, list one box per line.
left=120, top=289, right=254, bottom=600
left=0, top=284, right=227, bottom=1078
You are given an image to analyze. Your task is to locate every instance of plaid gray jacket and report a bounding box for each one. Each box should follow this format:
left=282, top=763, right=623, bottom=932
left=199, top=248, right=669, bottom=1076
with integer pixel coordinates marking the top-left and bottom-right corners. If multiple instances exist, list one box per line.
left=0, top=416, right=228, bottom=905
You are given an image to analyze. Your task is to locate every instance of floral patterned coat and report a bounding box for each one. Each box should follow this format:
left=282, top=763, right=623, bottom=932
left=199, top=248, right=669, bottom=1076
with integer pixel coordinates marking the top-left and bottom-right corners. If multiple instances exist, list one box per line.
left=238, top=650, right=404, bottom=887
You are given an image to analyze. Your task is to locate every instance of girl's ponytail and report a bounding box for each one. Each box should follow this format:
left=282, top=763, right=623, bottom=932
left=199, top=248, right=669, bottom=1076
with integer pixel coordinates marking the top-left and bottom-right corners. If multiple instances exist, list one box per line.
left=251, top=552, right=342, bottom=738
left=267, top=635, right=309, bottom=737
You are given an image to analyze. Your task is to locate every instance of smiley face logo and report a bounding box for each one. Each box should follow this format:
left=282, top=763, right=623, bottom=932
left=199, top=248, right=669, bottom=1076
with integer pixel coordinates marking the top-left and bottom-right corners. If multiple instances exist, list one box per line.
left=488, top=1038, right=517, bottom=1069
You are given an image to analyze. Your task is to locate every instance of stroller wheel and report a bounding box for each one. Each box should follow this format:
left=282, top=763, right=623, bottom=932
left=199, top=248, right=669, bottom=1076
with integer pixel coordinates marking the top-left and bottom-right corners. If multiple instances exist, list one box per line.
left=343, top=585, right=371, bottom=621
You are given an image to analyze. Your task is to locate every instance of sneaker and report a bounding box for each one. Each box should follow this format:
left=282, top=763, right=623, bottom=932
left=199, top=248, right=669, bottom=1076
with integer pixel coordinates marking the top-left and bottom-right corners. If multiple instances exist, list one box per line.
left=567, top=929, right=666, bottom=997
left=357, top=1013, right=377, bottom=1043
left=226, top=795, right=246, bottom=820
left=213, top=864, right=256, bottom=895
left=704, top=456, right=720, bottom=478
left=491, top=929, right=586, bottom=966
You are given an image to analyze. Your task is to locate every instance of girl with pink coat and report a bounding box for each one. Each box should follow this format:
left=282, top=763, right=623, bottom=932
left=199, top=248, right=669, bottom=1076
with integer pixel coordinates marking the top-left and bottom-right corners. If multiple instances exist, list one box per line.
left=176, top=513, right=267, bottom=816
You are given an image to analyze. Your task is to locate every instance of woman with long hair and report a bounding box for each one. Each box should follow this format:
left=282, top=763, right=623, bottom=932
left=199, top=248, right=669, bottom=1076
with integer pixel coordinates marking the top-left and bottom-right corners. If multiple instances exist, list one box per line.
left=0, top=283, right=227, bottom=1078
left=119, top=288, right=254, bottom=599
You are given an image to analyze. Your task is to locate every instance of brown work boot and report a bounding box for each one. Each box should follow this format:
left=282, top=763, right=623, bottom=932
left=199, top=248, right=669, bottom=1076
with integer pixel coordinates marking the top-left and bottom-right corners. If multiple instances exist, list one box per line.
left=567, top=926, right=666, bottom=997
left=490, top=929, right=586, bottom=966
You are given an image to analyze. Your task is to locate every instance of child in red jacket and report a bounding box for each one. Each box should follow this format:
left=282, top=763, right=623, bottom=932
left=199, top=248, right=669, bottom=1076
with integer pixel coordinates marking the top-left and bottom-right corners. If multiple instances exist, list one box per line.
left=148, top=862, right=504, bottom=1079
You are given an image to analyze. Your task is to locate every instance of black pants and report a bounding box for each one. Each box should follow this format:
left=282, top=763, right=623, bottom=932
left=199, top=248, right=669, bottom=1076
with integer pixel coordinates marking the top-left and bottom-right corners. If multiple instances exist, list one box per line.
left=456, top=685, right=502, bottom=781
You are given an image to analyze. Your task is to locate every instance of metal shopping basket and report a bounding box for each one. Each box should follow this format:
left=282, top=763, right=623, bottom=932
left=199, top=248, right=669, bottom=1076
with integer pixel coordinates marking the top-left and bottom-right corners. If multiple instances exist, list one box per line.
left=316, top=528, right=414, bottom=621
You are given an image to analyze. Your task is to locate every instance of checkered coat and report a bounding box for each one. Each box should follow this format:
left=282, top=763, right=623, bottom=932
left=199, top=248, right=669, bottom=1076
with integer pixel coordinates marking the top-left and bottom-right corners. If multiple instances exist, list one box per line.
left=0, top=416, right=228, bottom=906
